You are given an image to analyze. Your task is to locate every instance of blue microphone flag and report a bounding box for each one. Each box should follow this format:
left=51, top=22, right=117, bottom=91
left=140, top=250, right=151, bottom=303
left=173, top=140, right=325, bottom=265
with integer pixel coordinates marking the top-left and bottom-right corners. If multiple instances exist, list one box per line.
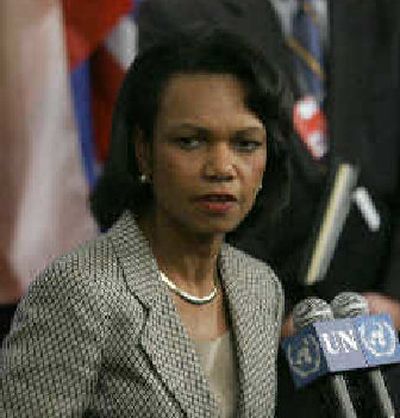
left=354, top=313, right=400, bottom=367
left=282, top=314, right=400, bottom=388
left=281, top=324, right=328, bottom=388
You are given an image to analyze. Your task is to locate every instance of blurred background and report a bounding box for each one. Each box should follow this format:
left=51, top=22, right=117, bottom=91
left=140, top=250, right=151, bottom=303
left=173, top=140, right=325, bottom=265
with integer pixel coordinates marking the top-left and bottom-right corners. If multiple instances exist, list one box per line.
left=0, top=0, right=140, bottom=302
left=0, top=0, right=142, bottom=339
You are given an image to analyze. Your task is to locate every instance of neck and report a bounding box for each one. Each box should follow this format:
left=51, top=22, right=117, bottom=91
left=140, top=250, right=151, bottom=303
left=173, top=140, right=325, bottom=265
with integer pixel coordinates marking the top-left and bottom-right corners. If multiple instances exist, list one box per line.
left=138, top=212, right=223, bottom=295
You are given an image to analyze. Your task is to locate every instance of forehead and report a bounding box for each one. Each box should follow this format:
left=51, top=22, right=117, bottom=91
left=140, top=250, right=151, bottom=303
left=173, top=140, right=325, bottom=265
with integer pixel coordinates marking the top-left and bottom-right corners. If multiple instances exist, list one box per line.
left=156, top=73, right=263, bottom=130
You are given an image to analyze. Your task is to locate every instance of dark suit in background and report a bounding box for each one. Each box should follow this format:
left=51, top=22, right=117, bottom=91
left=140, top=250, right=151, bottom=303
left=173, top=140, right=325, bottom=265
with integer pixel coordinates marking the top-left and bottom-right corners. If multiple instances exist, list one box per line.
left=138, top=1, right=400, bottom=416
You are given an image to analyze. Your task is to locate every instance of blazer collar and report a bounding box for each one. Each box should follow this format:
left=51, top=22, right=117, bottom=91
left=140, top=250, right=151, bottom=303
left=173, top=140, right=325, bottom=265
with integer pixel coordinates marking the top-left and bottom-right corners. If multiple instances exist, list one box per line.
left=109, top=211, right=274, bottom=416
left=108, top=211, right=165, bottom=309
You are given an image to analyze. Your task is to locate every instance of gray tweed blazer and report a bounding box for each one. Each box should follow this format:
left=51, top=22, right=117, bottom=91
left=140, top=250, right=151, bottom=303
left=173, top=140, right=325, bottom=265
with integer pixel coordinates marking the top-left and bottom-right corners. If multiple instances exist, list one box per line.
left=0, top=212, right=283, bottom=417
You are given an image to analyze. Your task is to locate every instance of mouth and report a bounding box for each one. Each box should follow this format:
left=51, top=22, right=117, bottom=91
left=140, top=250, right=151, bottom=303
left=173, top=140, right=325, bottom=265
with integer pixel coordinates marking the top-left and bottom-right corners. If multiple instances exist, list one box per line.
left=195, top=194, right=237, bottom=214
left=197, top=194, right=237, bottom=202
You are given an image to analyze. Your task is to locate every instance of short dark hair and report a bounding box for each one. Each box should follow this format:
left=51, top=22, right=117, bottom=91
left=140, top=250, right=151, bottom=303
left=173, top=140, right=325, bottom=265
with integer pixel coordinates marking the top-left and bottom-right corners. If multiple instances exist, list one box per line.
left=90, top=28, right=292, bottom=231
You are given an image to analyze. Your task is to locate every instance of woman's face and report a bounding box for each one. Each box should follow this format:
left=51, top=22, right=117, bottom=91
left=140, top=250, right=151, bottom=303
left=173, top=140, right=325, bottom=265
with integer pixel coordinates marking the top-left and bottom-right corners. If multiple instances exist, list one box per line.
left=137, top=73, right=267, bottom=237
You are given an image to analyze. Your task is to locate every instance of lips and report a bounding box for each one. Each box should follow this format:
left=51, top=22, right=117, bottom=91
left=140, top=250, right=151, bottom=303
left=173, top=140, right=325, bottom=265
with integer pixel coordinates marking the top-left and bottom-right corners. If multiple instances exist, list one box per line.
left=197, top=194, right=236, bottom=202
left=195, top=194, right=237, bottom=214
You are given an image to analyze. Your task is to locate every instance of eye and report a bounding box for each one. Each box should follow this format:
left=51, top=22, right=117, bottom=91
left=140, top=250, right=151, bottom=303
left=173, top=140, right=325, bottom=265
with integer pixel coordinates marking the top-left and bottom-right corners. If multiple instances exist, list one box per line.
left=174, top=136, right=203, bottom=150
left=233, top=137, right=264, bottom=153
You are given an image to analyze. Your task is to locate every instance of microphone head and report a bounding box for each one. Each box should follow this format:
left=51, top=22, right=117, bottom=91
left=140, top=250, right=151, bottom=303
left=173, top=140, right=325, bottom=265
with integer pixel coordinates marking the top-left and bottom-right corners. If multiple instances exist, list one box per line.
left=292, top=297, right=333, bottom=330
left=331, top=292, right=369, bottom=318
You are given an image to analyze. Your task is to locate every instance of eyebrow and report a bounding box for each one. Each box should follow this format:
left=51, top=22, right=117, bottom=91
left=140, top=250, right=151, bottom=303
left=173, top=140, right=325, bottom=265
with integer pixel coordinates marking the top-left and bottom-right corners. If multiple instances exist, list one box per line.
left=165, top=123, right=266, bottom=135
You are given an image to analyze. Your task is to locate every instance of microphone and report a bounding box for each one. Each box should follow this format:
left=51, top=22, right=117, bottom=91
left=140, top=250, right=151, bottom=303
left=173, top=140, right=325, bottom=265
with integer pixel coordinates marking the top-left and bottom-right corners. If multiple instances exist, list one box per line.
left=289, top=297, right=358, bottom=418
left=301, top=162, right=359, bottom=286
left=331, top=292, right=396, bottom=418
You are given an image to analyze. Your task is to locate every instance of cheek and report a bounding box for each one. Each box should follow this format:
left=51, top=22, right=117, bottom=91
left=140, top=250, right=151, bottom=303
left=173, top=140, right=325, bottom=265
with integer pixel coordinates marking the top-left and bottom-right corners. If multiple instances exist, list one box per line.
left=255, top=157, right=267, bottom=179
left=246, top=152, right=267, bottom=186
left=152, top=152, right=199, bottom=196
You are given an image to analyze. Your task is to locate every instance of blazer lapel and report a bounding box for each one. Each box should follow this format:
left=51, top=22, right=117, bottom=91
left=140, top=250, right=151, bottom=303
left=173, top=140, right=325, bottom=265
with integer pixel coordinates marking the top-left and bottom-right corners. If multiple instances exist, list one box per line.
left=219, top=245, right=278, bottom=416
left=109, top=212, right=218, bottom=417
left=140, top=298, right=218, bottom=417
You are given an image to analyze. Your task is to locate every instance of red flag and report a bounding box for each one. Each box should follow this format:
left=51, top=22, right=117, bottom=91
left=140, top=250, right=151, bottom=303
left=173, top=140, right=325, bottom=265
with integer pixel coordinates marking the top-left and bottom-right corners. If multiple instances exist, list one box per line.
left=63, top=0, right=133, bottom=69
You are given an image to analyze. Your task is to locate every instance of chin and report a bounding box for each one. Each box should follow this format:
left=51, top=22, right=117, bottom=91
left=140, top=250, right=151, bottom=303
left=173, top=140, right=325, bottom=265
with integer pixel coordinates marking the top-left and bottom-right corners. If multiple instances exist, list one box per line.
left=169, top=210, right=246, bottom=238
left=192, top=219, right=242, bottom=237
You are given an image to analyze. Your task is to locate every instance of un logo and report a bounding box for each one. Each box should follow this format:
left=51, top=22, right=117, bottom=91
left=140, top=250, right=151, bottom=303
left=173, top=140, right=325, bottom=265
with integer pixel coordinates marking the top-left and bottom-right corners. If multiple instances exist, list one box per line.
left=359, top=318, right=396, bottom=358
left=287, top=334, right=321, bottom=378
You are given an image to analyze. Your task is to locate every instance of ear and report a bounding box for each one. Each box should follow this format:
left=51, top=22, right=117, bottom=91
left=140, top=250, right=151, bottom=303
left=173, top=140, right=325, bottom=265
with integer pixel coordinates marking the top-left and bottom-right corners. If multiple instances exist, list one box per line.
left=134, top=128, right=152, bottom=176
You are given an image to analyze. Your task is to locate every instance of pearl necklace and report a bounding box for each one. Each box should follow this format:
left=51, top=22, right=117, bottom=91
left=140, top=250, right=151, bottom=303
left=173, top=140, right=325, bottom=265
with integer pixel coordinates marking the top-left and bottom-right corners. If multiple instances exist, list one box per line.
left=159, top=271, right=218, bottom=305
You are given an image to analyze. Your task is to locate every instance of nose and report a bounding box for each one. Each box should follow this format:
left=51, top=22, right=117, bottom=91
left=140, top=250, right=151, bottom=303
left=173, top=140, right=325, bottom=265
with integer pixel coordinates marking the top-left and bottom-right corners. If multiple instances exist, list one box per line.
left=203, top=143, right=235, bottom=181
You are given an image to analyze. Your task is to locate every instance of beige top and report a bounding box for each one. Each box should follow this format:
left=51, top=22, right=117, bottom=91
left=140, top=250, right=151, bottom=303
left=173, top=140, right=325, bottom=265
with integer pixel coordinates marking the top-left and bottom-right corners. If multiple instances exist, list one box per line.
left=193, top=332, right=238, bottom=418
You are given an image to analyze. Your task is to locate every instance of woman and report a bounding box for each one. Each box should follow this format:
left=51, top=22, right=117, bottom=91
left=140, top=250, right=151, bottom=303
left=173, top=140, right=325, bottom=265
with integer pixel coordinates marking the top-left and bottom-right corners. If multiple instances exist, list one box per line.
left=0, top=30, right=291, bottom=417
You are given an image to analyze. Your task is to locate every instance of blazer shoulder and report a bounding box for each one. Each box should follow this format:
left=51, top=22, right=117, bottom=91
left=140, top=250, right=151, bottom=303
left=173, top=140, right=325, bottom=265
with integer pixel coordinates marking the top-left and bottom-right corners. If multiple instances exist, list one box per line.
left=25, top=228, right=138, bottom=316
left=34, top=232, right=116, bottom=286
left=14, top=229, right=146, bottom=351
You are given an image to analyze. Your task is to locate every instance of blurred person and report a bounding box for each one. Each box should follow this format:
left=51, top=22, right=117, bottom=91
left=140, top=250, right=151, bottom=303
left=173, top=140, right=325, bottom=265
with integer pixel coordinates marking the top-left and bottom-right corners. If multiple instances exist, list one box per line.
left=137, top=0, right=400, bottom=416
left=0, top=29, right=291, bottom=417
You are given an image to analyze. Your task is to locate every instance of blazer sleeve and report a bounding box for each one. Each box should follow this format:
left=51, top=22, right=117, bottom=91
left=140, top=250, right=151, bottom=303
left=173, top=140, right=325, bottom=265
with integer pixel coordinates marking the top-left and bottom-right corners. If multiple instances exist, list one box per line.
left=0, top=262, right=111, bottom=417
